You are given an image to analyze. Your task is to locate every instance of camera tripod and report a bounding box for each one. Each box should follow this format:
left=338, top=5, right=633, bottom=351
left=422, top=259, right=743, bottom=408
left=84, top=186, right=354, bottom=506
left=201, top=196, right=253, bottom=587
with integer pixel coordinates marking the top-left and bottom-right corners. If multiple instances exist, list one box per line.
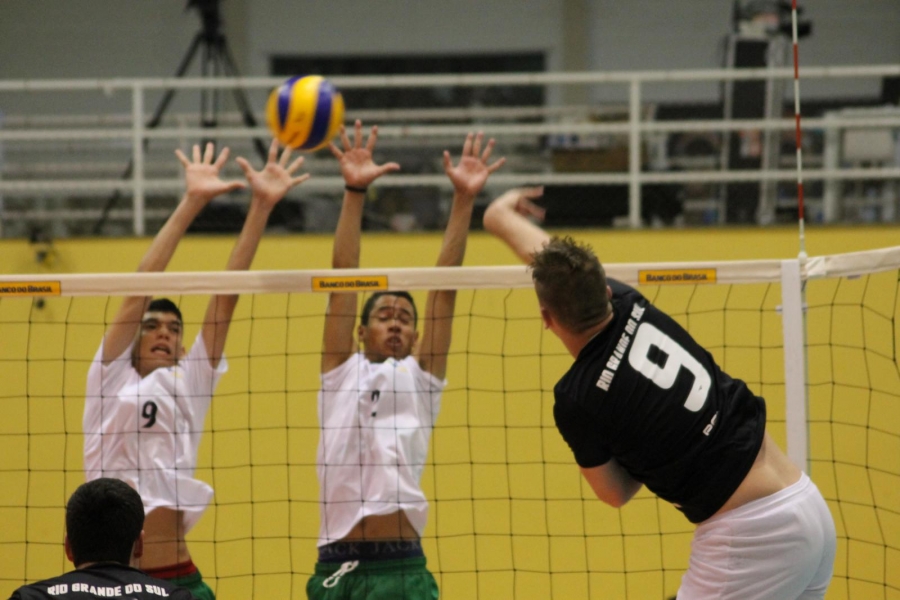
left=93, top=0, right=268, bottom=234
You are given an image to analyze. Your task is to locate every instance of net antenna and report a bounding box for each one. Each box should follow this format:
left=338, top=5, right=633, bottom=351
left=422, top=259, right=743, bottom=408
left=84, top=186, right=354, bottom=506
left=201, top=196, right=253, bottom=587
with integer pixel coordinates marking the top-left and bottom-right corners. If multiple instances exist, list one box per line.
left=789, top=0, right=807, bottom=258
left=92, top=0, right=268, bottom=235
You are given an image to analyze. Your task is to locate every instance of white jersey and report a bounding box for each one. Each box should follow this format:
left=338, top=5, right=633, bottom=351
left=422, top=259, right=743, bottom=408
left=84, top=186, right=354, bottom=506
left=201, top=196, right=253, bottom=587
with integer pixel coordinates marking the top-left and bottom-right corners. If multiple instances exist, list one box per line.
left=83, top=333, right=227, bottom=533
left=317, top=353, right=445, bottom=547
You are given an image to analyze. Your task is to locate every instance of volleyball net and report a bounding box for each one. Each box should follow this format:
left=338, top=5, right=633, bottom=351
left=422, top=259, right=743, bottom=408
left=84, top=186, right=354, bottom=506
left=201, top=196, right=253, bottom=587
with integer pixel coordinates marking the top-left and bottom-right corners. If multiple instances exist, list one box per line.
left=1, top=244, right=899, bottom=599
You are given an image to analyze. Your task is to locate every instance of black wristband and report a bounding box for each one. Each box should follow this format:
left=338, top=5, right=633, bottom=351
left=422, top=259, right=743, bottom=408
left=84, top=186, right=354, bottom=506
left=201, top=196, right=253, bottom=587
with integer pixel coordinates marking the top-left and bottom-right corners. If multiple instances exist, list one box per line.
left=345, top=185, right=368, bottom=194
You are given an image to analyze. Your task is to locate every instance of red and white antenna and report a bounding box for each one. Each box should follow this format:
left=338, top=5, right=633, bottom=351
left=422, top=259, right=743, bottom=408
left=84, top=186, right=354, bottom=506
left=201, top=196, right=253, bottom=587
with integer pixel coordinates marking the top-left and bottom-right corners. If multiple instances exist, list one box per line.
left=790, top=0, right=807, bottom=258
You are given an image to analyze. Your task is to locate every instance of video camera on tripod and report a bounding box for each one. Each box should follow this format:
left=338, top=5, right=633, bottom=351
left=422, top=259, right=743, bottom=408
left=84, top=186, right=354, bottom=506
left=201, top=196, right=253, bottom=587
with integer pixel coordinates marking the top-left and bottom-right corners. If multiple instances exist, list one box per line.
left=94, top=0, right=267, bottom=234
left=732, top=0, right=812, bottom=39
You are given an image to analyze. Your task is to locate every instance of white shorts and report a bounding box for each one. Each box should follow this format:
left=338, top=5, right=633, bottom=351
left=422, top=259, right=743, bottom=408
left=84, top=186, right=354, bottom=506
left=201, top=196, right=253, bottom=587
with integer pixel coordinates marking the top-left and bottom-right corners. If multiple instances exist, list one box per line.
left=677, top=473, right=836, bottom=600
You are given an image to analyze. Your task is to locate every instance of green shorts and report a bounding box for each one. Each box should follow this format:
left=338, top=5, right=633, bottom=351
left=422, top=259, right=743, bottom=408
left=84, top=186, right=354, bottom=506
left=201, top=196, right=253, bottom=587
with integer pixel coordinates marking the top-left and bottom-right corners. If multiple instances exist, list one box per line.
left=306, top=557, right=438, bottom=600
left=167, top=569, right=215, bottom=600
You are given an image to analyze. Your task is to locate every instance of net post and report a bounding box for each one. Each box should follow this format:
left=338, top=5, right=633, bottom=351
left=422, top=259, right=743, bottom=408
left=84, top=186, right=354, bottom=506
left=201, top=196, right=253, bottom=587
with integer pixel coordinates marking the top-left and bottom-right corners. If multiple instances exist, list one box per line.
left=131, top=83, right=146, bottom=236
left=628, top=77, right=642, bottom=229
left=780, top=258, right=808, bottom=471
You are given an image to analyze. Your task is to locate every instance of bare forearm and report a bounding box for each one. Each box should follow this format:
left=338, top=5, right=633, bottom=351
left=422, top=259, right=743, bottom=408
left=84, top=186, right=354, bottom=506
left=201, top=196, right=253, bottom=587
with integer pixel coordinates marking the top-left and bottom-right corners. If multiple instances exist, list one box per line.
left=418, top=192, right=475, bottom=378
left=136, top=193, right=206, bottom=273
left=208, top=201, right=273, bottom=315
left=426, top=193, right=473, bottom=334
left=332, top=191, right=365, bottom=269
left=102, top=194, right=207, bottom=361
left=436, top=192, right=476, bottom=268
left=483, top=195, right=550, bottom=264
left=202, top=200, right=274, bottom=363
left=427, top=192, right=475, bottom=334
left=323, top=190, right=365, bottom=371
left=226, top=201, right=273, bottom=271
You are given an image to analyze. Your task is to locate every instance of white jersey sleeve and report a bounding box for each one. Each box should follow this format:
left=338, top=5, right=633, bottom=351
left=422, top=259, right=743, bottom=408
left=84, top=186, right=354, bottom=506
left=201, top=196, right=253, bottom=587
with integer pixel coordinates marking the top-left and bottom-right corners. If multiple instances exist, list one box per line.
left=173, top=332, right=227, bottom=454
left=84, top=340, right=138, bottom=479
left=179, top=332, right=228, bottom=401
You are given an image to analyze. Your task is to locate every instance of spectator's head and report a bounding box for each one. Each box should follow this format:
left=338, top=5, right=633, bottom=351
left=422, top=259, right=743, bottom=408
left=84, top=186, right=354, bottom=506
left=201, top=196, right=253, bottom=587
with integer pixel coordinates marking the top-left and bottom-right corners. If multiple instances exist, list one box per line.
left=65, top=478, right=145, bottom=567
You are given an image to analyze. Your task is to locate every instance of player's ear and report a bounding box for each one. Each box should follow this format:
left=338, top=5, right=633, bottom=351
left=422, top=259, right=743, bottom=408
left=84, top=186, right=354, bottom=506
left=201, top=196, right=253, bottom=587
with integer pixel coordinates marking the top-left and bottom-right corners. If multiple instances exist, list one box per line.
left=357, top=324, right=367, bottom=343
left=607, top=285, right=613, bottom=300
left=64, top=534, right=75, bottom=564
left=540, top=306, right=553, bottom=330
left=131, top=531, right=144, bottom=566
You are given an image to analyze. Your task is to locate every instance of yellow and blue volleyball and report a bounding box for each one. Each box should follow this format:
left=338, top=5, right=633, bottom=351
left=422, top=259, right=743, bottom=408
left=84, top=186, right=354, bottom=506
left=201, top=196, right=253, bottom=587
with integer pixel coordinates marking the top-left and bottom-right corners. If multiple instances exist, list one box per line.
left=265, top=75, right=345, bottom=151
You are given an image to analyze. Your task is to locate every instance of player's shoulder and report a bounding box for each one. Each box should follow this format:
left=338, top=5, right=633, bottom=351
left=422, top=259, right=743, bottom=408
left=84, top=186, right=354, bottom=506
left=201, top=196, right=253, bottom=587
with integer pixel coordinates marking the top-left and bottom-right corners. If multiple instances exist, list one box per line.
left=8, top=582, right=42, bottom=599
left=8, top=564, right=196, bottom=599
left=322, top=352, right=366, bottom=385
left=608, top=279, right=649, bottom=319
left=608, top=277, right=640, bottom=299
left=9, top=569, right=82, bottom=598
left=554, top=331, right=609, bottom=401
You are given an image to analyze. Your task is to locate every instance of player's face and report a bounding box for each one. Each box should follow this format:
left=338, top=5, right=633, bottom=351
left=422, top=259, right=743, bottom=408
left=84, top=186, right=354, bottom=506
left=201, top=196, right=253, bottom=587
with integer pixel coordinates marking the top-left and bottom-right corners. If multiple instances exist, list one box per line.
left=358, top=295, right=418, bottom=363
left=133, top=311, right=185, bottom=377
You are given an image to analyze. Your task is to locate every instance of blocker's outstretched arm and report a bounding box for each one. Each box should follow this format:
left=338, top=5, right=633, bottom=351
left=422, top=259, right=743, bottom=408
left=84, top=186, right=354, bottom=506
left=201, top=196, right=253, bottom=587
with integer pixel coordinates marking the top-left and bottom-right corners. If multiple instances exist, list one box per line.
left=102, top=143, right=245, bottom=364
left=201, top=139, right=309, bottom=368
left=482, top=187, right=549, bottom=264
left=321, top=121, right=400, bottom=374
left=417, top=132, right=505, bottom=379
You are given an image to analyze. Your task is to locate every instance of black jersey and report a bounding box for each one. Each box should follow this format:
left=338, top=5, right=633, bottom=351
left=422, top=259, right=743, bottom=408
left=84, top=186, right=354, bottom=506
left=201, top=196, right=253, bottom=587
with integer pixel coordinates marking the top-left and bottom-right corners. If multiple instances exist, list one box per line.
left=9, top=563, right=195, bottom=600
left=553, top=279, right=766, bottom=523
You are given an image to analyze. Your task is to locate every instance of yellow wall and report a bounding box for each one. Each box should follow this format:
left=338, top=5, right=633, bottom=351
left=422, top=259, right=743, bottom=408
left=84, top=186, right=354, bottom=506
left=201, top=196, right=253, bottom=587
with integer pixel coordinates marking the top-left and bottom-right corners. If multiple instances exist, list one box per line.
left=4, top=223, right=900, bottom=274
left=1, top=224, right=898, bottom=599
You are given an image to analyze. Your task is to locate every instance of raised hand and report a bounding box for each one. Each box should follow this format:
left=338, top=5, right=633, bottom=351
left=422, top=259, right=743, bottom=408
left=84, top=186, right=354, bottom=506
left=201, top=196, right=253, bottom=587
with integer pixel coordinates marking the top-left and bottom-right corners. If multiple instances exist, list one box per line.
left=175, top=142, right=246, bottom=204
left=443, top=132, right=506, bottom=199
left=235, top=139, right=310, bottom=210
left=329, top=120, right=400, bottom=189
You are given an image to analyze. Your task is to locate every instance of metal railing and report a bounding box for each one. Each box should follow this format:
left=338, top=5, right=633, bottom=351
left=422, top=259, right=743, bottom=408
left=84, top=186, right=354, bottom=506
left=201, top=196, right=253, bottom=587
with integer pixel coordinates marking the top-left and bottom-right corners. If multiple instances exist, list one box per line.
left=1, top=65, right=900, bottom=235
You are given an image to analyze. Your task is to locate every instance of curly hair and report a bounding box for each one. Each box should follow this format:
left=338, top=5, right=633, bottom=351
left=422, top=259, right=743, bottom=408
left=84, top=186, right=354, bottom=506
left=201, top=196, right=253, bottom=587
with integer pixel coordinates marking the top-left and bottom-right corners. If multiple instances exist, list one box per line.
left=529, top=236, right=610, bottom=333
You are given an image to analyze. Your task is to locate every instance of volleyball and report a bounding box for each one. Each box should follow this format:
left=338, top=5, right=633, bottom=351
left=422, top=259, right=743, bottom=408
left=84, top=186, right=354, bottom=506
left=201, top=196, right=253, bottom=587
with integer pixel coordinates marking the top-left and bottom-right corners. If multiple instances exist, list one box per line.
left=265, top=75, right=345, bottom=151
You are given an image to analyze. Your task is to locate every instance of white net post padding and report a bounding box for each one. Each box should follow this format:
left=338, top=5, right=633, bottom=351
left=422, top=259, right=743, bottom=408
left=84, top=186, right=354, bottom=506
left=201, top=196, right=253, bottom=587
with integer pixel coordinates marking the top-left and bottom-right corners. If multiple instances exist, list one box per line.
left=781, top=258, right=809, bottom=471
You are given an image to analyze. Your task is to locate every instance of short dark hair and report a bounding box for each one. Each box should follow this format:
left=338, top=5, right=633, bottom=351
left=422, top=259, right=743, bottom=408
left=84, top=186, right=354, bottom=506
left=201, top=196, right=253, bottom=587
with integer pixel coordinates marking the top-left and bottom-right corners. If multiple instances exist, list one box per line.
left=530, top=236, right=610, bottom=333
left=66, top=478, right=144, bottom=566
left=146, top=298, right=183, bottom=324
left=360, top=292, right=418, bottom=327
